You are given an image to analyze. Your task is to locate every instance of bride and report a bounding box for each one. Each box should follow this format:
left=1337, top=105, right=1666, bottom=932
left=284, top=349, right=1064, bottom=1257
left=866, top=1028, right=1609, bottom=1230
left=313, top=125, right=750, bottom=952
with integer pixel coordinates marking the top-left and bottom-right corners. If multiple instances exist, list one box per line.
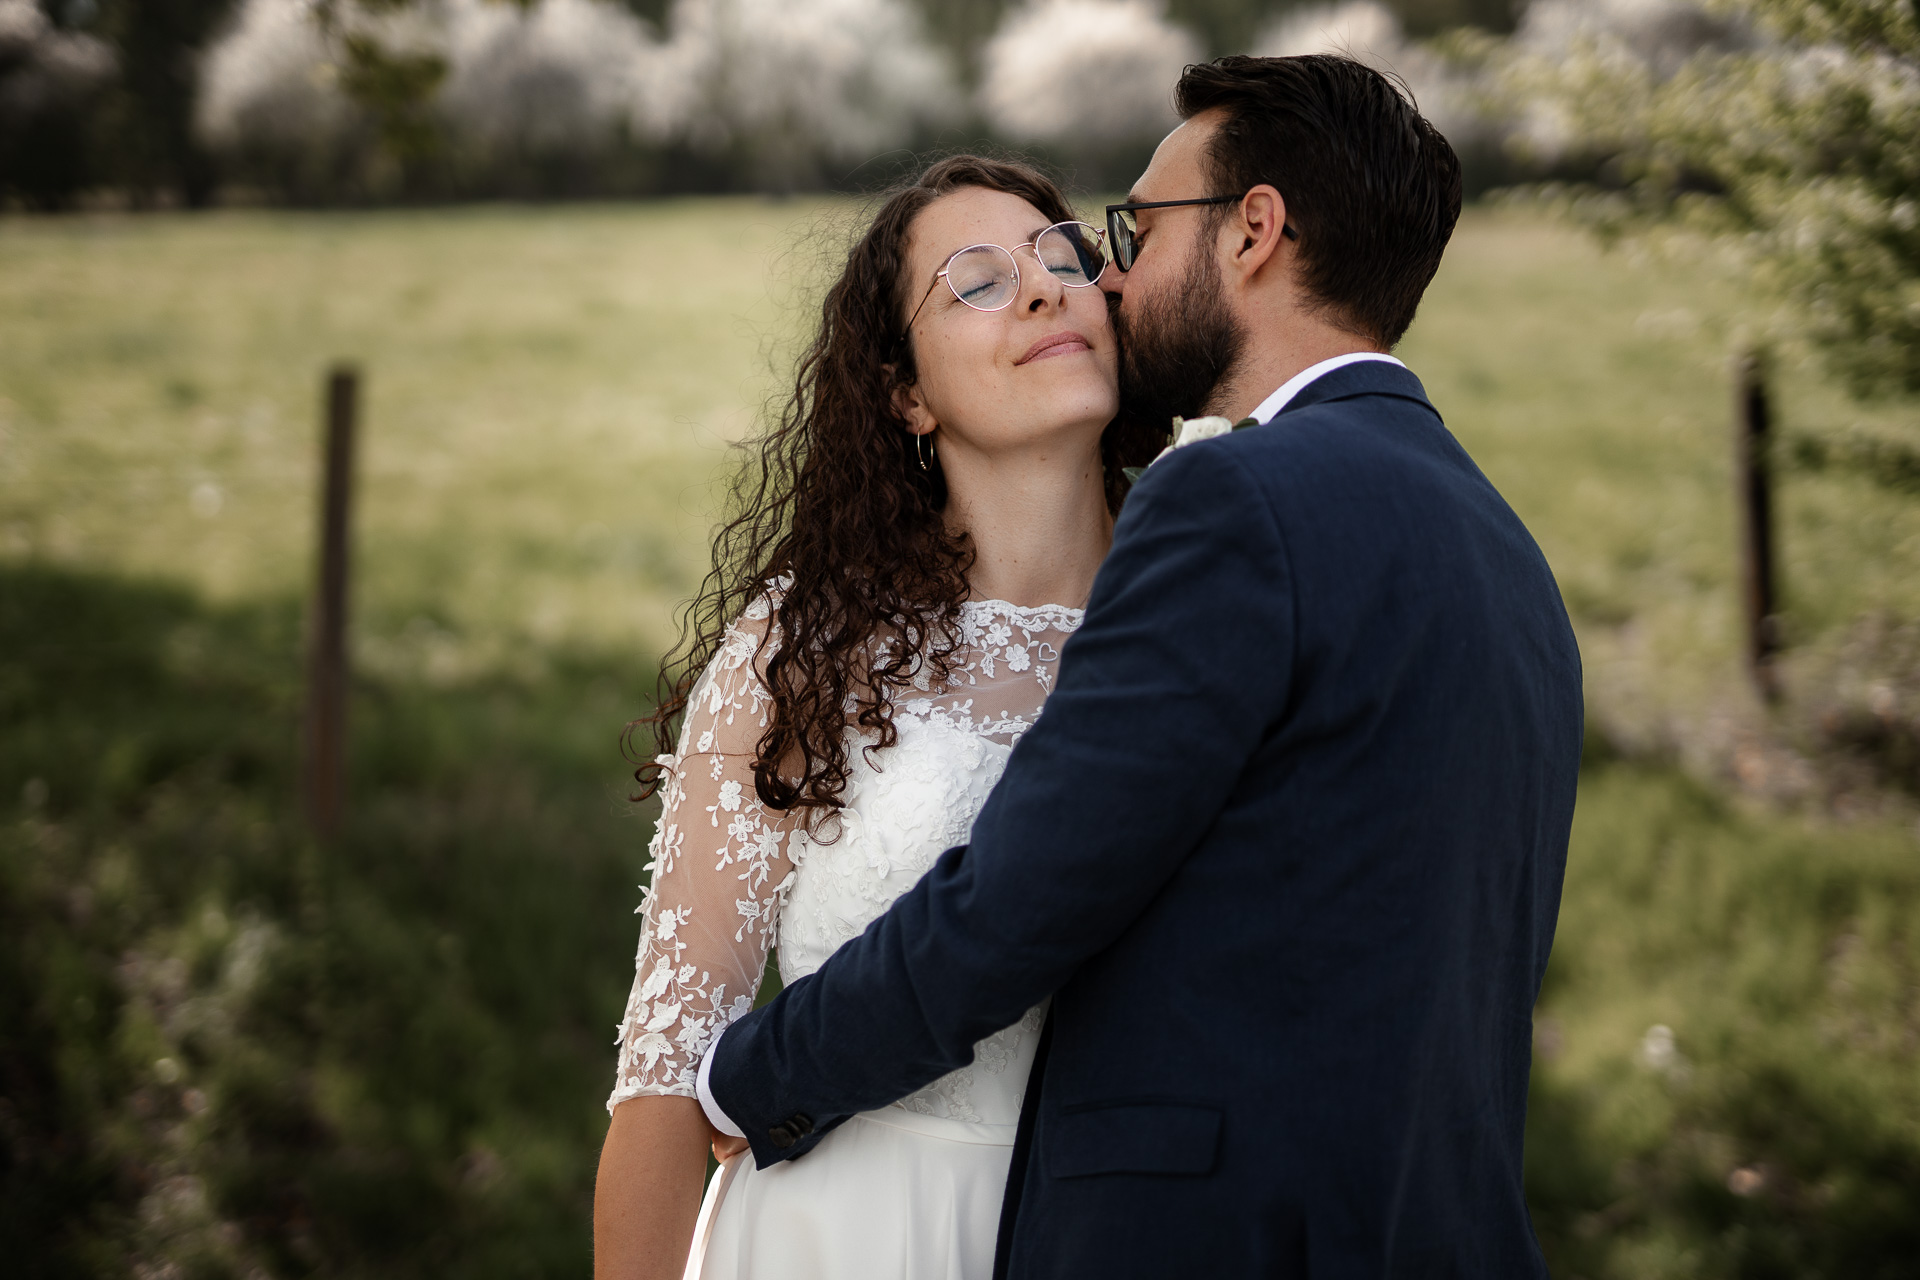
left=593, top=155, right=1157, bottom=1279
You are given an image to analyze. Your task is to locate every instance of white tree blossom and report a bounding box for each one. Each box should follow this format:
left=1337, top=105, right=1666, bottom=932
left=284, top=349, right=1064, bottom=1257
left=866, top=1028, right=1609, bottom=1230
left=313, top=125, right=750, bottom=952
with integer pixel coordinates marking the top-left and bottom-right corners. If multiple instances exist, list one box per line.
left=978, top=0, right=1200, bottom=148
left=196, top=0, right=955, bottom=187
left=438, top=0, right=668, bottom=151
left=1258, top=0, right=1404, bottom=65
left=196, top=0, right=355, bottom=154
left=656, top=0, right=960, bottom=175
left=1488, top=0, right=1920, bottom=394
left=0, top=0, right=114, bottom=125
left=1256, top=2, right=1483, bottom=150
left=1514, top=0, right=1757, bottom=81
left=200, top=0, right=665, bottom=156
left=1498, top=0, right=1758, bottom=161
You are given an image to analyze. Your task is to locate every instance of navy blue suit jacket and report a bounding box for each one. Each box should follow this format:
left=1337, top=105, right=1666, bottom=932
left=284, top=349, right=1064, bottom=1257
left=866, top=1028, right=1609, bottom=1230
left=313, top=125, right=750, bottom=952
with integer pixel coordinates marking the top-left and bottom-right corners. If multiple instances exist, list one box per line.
left=707, top=362, right=1583, bottom=1278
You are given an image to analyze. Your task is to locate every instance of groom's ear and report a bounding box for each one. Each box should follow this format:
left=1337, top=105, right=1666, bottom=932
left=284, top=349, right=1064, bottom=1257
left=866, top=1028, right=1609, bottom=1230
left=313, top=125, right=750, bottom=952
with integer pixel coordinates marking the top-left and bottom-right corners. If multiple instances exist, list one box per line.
left=1228, top=185, right=1291, bottom=284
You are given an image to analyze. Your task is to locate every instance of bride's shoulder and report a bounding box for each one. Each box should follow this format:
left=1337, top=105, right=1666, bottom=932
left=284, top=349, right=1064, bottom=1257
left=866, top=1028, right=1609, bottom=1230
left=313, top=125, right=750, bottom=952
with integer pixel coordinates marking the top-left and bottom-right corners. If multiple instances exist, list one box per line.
left=954, top=597, right=1086, bottom=640
left=708, top=583, right=785, bottom=682
left=724, top=575, right=790, bottom=640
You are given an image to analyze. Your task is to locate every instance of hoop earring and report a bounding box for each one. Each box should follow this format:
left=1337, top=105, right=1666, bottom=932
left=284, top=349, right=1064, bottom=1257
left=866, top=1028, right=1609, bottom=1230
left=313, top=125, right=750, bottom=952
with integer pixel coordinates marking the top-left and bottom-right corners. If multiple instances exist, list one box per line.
left=917, top=432, right=932, bottom=472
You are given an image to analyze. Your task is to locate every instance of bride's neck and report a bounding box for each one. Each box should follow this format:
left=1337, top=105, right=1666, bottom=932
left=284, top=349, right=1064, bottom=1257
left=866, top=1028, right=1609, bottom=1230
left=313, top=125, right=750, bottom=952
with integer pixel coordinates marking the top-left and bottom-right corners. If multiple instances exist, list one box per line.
left=939, top=436, right=1113, bottom=610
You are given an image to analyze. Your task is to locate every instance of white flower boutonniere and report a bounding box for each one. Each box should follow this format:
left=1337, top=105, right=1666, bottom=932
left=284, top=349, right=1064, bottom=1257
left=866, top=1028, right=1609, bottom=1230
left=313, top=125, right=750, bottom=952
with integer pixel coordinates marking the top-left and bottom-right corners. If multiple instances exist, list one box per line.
left=1122, top=414, right=1260, bottom=485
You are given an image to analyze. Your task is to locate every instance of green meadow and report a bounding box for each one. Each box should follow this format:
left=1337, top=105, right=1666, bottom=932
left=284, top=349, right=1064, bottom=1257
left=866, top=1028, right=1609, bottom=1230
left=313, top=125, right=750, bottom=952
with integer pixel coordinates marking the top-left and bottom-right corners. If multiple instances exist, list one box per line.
left=3, top=199, right=1917, bottom=1277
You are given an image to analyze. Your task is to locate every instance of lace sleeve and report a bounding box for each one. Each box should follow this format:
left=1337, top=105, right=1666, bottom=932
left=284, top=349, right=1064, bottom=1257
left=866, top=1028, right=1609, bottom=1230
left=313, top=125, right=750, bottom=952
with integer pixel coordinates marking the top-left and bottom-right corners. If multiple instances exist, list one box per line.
left=608, top=601, right=801, bottom=1111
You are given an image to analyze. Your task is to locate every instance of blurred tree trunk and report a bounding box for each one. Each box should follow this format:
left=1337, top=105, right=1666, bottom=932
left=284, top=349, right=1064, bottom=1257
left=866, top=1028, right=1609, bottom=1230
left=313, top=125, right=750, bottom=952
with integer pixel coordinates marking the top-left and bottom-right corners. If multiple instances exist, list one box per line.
left=0, top=1, right=115, bottom=209
left=908, top=0, right=1009, bottom=74
left=95, top=0, right=237, bottom=207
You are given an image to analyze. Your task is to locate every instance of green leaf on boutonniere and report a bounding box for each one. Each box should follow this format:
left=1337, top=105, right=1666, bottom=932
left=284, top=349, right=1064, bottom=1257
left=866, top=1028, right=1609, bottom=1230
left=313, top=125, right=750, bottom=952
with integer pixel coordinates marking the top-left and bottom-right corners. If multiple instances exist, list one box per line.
left=1122, top=466, right=1147, bottom=484
left=1231, top=416, right=1259, bottom=431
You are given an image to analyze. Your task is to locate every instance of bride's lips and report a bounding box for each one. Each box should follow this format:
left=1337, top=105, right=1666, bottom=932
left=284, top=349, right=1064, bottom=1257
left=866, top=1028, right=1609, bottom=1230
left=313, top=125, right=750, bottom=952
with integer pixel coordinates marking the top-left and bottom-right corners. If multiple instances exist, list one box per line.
left=1016, top=330, right=1093, bottom=365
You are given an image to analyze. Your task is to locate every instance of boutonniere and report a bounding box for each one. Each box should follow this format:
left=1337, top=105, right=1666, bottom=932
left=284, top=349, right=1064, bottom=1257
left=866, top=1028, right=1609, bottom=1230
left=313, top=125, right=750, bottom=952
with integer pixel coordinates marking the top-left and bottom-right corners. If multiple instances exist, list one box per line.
left=1122, top=415, right=1260, bottom=484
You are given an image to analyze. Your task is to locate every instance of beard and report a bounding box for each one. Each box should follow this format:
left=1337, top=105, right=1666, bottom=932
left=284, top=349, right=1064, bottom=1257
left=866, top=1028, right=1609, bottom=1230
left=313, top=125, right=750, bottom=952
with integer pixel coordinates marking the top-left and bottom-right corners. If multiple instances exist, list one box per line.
left=1113, top=232, right=1248, bottom=435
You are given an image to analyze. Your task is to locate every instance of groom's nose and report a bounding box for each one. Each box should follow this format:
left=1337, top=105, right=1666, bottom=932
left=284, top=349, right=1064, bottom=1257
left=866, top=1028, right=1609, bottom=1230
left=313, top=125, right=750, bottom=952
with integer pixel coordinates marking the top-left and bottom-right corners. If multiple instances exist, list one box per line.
left=1098, top=259, right=1125, bottom=300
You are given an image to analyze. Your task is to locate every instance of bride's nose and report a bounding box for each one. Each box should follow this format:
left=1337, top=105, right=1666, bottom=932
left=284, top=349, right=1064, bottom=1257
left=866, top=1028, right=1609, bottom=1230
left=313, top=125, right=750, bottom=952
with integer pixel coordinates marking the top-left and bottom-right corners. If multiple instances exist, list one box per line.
left=1013, top=249, right=1068, bottom=313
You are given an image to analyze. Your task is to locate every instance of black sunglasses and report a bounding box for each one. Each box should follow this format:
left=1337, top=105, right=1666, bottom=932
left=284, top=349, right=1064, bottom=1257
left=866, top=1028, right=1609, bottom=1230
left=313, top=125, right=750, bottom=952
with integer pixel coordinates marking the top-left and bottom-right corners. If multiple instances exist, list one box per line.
left=1104, top=196, right=1299, bottom=272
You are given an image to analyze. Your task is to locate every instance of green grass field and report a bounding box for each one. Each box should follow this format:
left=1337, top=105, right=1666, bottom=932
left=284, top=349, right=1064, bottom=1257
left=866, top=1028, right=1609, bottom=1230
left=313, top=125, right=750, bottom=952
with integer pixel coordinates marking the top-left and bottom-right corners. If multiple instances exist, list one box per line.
left=0, top=199, right=848, bottom=672
left=3, top=200, right=1918, bottom=1277
left=6, top=200, right=1918, bottom=726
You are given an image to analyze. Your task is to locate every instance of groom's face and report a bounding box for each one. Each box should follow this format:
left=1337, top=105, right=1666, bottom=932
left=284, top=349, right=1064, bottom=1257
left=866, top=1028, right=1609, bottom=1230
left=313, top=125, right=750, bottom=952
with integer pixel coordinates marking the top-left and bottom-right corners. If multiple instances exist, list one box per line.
left=1109, top=113, right=1247, bottom=427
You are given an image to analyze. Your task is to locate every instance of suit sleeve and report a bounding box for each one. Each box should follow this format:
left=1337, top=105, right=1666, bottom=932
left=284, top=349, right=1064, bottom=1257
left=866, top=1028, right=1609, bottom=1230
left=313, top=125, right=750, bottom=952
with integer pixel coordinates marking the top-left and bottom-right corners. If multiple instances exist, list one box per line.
left=708, top=440, right=1297, bottom=1166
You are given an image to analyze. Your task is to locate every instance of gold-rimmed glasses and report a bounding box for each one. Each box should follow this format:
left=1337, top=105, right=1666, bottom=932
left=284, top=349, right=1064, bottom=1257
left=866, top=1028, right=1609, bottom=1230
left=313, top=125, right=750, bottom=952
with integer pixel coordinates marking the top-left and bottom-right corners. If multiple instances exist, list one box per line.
left=900, top=221, right=1109, bottom=343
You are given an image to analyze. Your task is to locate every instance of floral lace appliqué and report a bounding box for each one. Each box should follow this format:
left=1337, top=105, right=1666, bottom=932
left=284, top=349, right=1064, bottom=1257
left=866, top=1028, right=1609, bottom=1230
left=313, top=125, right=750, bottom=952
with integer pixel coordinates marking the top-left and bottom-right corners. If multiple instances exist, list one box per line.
left=608, top=598, right=1081, bottom=1117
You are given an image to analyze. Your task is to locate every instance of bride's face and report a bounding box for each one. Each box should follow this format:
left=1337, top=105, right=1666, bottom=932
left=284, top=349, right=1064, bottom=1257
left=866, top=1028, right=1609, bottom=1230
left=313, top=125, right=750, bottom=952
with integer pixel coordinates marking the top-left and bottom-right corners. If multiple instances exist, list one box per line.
left=895, top=188, right=1119, bottom=461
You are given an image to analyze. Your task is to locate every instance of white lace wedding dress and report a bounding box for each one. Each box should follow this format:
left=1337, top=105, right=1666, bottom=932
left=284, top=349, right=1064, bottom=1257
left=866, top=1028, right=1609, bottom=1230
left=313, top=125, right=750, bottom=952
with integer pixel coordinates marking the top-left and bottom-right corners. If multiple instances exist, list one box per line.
left=607, top=594, right=1080, bottom=1280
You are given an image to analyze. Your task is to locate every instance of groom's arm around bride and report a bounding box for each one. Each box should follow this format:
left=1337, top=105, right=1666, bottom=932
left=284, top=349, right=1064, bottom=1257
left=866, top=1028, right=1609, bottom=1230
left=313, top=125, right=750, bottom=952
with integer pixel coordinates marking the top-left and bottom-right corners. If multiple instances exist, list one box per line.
left=704, top=56, right=1583, bottom=1279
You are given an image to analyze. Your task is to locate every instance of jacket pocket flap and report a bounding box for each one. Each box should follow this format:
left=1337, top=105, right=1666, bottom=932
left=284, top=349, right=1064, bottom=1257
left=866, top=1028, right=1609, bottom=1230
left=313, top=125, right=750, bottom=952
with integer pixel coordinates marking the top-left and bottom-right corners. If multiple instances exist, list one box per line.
left=1046, top=1102, right=1222, bottom=1179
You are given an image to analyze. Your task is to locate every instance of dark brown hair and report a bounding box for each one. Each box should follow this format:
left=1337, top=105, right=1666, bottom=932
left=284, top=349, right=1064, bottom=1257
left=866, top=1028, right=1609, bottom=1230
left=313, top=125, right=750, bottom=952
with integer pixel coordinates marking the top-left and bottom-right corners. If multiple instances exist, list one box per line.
left=1175, top=55, right=1462, bottom=346
left=629, top=155, right=1158, bottom=823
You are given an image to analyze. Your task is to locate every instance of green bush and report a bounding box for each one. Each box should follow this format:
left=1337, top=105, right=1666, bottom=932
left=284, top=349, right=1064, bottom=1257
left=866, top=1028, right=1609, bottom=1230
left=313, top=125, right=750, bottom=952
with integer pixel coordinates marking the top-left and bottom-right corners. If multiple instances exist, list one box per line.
left=0, top=563, right=653, bottom=1277
left=1528, top=765, right=1920, bottom=1279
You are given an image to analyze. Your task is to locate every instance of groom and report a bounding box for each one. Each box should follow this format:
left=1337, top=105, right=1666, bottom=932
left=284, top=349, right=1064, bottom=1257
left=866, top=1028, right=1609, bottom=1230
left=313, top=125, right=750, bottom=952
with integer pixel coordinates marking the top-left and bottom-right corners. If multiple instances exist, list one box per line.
left=700, top=55, right=1581, bottom=1277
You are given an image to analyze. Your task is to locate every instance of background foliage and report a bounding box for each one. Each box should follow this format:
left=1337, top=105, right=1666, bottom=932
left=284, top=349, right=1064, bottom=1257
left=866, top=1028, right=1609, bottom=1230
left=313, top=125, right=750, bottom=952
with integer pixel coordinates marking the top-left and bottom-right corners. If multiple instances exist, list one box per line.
left=2, top=197, right=1918, bottom=1276
left=6, top=2, right=1920, bottom=1275
left=2, top=0, right=1533, bottom=207
left=1490, top=0, right=1920, bottom=399
left=1, top=567, right=649, bottom=1277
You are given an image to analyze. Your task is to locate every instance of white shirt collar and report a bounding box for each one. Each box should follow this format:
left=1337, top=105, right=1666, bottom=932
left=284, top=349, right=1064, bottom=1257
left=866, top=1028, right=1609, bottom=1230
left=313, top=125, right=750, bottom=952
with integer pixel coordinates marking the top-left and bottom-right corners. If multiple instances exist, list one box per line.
left=1248, top=352, right=1406, bottom=425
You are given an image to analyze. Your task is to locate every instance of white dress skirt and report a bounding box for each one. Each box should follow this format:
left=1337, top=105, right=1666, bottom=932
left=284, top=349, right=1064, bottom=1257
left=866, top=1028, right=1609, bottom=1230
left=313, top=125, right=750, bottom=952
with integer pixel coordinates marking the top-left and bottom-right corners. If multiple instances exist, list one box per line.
left=606, top=599, right=1080, bottom=1280
left=688, top=1109, right=1020, bottom=1280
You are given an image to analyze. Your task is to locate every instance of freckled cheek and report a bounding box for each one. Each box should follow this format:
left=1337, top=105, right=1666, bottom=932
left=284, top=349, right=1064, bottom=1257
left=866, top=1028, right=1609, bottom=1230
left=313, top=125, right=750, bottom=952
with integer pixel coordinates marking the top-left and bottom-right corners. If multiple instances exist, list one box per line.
left=1070, top=299, right=1116, bottom=351
left=948, top=330, right=1018, bottom=386
left=920, top=333, right=1012, bottom=412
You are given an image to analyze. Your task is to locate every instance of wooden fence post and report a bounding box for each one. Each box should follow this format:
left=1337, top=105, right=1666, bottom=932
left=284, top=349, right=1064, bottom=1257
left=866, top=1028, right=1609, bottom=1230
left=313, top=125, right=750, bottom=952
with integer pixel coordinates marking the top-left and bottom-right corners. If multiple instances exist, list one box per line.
left=1734, top=349, right=1780, bottom=703
left=304, top=365, right=359, bottom=837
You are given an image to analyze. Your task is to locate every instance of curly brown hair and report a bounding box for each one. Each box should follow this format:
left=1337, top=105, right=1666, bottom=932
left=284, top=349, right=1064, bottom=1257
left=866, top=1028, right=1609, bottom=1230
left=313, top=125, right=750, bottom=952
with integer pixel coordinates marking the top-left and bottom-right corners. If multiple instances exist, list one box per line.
left=629, top=155, right=1160, bottom=823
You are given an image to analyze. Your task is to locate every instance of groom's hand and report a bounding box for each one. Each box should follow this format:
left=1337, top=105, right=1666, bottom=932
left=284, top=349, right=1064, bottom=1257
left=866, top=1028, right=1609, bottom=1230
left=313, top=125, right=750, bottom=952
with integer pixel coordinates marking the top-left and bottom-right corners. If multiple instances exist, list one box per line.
left=711, top=1128, right=750, bottom=1162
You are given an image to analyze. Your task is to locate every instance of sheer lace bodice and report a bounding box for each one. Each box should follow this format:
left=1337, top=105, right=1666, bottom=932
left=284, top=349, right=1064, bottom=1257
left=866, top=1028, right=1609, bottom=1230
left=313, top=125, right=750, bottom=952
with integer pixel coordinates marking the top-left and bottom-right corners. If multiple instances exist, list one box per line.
left=608, top=595, right=1081, bottom=1122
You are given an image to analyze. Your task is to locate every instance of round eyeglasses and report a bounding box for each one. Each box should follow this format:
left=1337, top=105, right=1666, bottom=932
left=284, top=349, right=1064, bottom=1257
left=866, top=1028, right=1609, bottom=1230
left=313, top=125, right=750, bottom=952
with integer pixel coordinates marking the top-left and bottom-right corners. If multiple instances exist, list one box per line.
left=901, top=221, right=1109, bottom=343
